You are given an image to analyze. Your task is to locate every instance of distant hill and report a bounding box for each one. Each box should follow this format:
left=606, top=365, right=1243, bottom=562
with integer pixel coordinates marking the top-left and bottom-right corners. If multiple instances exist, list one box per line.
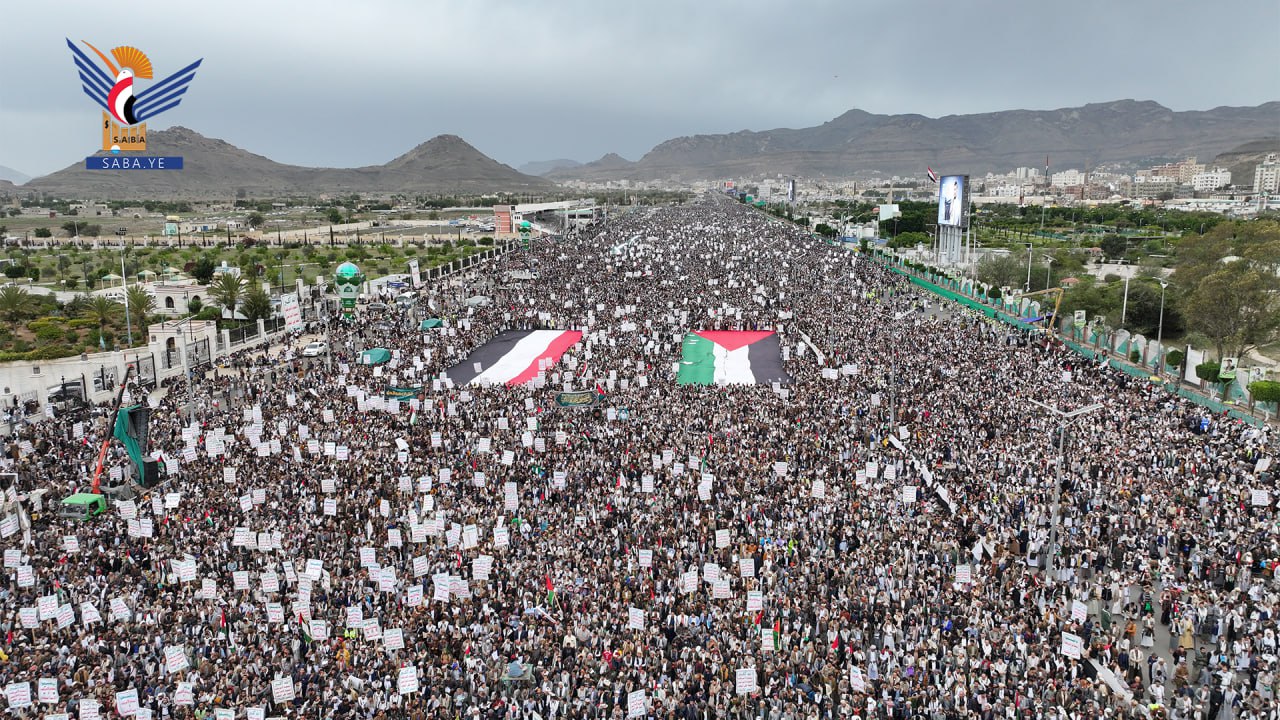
left=550, top=100, right=1280, bottom=181
left=23, top=128, right=555, bottom=199
left=1210, top=137, right=1279, bottom=188
left=518, top=158, right=582, bottom=176
left=546, top=152, right=636, bottom=181
left=0, top=165, right=30, bottom=185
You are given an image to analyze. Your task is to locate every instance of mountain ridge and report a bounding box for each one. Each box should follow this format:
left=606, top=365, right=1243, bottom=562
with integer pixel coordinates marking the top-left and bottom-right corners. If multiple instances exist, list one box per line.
left=558, top=100, right=1280, bottom=181
left=21, top=128, right=554, bottom=199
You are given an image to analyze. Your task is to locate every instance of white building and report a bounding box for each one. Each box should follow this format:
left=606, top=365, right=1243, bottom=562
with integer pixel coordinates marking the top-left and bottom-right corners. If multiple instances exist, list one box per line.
left=1191, top=168, right=1232, bottom=192
left=1255, top=154, right=1279, bottom=194
left=1051, top=169, right=1086, bottom=187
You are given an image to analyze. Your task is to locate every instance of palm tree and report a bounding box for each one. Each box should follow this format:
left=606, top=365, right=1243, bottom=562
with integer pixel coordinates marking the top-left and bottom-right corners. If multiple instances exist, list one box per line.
left=83, top=295, right=122, bottom=330
left=209, top=272, right=245, bottom=317
left=126, top=285, right=155, bottom=340
left=241, top=284, right=272, bottom=322
left=0, top=286, right=34, bottom=322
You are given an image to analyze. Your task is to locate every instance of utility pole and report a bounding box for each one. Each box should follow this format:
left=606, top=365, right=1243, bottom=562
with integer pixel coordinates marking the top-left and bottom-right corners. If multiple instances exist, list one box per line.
left=1028, top=400, right=1103, bottom=581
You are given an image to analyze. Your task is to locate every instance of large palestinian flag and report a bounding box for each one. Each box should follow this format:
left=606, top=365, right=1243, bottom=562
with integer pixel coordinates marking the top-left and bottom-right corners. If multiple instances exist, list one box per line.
left=446, top=330, right=583, bottom=387
left=677, top=331, right=788, bottom=386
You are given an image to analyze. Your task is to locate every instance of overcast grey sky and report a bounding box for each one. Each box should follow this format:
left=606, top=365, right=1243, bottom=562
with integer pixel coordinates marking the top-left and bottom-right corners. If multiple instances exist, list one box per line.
left=3, top=0, right=1277, bottom=178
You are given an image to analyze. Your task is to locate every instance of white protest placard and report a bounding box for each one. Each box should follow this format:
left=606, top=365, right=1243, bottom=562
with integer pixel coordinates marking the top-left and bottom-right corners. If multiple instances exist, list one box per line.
left=713, top=579, right=731, bottom=599
left=271, top=676, right=296, bottom=703
left=1071, top=599, right=1088, bottom=622
left=627, top=689, right=645, bottom=718
left=79, top=599, right=101, bottom=622
left=955, top=564, right=972, bottom=585
left=246, top=708, right=264, bottom=720
left=849, top=665, right=866, bottom=693
left=397, top=665, right=419, bottom=695
left=903, top=485, right=918, bottom=504
left=715, top=529, right=730, bottom=548
left=627, top=607, right=644, bottom=630
left=1060, top=631, right=1083, bottom=659
left=5, top=682, right=32, bottom=709
left=384, top=627, right=405, bottom=651
left=115, top=688, right=140, bottom=716
left=80, top=699, right=102, bottom=719
left=38, top=677, right=58, bottom=704
left=638, top=549, right=653, bottom=568
left=811, top=479, right=826, bottom=499
left=493, top=525, right=509, bottom=548
left=165, top=645, right=189, bottom=674
left=734, top=668, right=757, bottom=695
left=1252, top=489, right=1271, bottom=506
left=174, top=683, right=193, bottom=706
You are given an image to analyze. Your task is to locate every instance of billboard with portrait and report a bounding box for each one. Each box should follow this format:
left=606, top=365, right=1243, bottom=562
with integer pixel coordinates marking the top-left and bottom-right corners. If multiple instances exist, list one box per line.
left=937, top=175, right=968, bottom=227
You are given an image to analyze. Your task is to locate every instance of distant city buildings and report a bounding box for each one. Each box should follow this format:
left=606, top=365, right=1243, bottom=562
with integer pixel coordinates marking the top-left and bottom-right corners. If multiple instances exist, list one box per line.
left=1254, top=154, right=1278, bottom=194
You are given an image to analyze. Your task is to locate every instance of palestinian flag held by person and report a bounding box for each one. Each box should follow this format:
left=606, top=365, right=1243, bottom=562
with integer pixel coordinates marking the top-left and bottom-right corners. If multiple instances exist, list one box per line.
left=446, top=330, right=583, bottom=387
left=545, top=574, right=557, bottom=607
left=927, top=167, right=939, bottom=184
left=677, top=331, right=788, bottom=386
left=298, top=612, right=313, bottom=643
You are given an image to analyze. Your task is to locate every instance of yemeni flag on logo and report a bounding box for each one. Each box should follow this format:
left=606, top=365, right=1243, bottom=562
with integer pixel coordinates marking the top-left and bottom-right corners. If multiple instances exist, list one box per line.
left=447, top=329, right=583, bottom=387
left=677, top=331, right=788, bottom=386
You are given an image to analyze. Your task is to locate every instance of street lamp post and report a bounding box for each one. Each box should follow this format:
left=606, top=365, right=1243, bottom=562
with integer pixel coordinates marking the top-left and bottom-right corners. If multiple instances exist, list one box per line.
left=1156, top=279, right=1169, bottom=371
left=1043, top=255, right=1054, bottom=290
left=1029, top=400, right=1104, bottom=581
left=1024, top=243, right=1033, bottom=292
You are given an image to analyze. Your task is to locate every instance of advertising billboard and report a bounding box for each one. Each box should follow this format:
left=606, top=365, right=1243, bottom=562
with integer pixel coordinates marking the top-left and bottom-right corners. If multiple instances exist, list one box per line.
left=936, top=175, right=968, bottom=227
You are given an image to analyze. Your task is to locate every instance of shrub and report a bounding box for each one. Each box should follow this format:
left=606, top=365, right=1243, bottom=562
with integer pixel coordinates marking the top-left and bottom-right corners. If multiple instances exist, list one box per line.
left=1164, top=349, right=1185, bottom=369
left=1195, top=361, right=1221, bottom=384
left=1248, top=380, right=1280, bottom=404
left=35, top=324, right=65, bottom=343
left=1129, top=350, right=1141, bottom=363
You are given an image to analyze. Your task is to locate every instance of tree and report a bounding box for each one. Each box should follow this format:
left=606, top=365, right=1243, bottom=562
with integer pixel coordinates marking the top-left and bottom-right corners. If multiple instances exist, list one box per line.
left=247, top=213, right=265, bottom=229
left=192, top=256, right=217, bottom=285
left=976, top=254, right=1026, bottom=289
left=188, top=295, right=203, bottom=314
left=0, top=286, right=35, bottom=321
left=888, top=231, right=929, bottom=249
left=34, top=228, right=52, bottom=238
left=126, top=285, right=155, bottom=340
left=82, top=296, right=122, bottom=328
left=1184, top=261, right=1280, bottom=360
left=3, top=264, right=24, bottom=278
left=241, top=284, right=272, bottom=322
left=1099, top=235, right=1127, bottom=259
left=326, top=208, right=343, bottom=225
left=1248, top=380, right=1280, bottom=406
left=209, top=272, right=246, bottom=316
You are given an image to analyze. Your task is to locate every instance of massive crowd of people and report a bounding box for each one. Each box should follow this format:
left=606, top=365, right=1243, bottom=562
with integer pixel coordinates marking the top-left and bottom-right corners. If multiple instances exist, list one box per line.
left=1, top=195, right=1277, bottom=720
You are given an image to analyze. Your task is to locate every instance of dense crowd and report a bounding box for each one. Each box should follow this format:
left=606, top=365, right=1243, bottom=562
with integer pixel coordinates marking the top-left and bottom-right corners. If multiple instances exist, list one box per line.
left=1, top=196, right=1277, bottom=720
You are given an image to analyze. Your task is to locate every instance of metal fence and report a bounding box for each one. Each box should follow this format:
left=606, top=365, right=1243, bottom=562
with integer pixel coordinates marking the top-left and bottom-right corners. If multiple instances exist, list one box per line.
left=187, top=337, right=211, bottom=368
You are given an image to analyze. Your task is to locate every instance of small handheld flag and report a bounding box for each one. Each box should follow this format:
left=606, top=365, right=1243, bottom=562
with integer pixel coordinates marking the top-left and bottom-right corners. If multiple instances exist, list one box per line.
left=926, top=167, right=938, bottom=184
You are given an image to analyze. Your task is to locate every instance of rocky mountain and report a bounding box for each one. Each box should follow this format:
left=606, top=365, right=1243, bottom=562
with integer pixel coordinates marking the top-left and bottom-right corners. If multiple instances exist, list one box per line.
left=0, top=165, right=30, bottom=185
left=518, top=158, right=582, bottom=176
left=554, top=100, right=1280, bottom=181
left=1210, top=138, right=1279, bottom=187
left=546, top=152, right=636, bottom=181
left=23, top=128, right=555, bottom=199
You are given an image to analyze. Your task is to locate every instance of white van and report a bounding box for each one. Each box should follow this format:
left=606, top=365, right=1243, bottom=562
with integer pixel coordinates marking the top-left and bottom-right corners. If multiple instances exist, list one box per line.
left=395, top=292, right=416, bottom=308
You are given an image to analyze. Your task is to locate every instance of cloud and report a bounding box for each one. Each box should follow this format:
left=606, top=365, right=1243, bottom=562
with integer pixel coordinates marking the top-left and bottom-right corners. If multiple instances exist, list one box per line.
left=2, top=0, right=1276, bottom=178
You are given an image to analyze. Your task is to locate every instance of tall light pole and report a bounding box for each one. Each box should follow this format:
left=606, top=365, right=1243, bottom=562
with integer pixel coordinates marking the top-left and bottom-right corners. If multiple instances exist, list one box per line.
left=1024, top=243, right=1033, bottom=291
left=1156, top=279, right=1169, bottom=372
left=120, top=246, right=133, bottom=347
left=1043, top=255, right=1054, bottom=290
left=1120, top=275, right=1131, bottom=326
left=1028, top=400, right=1104, bottom=581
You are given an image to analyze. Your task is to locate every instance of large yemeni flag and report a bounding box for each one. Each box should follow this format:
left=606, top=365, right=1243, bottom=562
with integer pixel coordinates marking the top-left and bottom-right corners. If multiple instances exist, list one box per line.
left=677, top=331, right=788, bottom=386
left=447, top=330, right=583, bottom=386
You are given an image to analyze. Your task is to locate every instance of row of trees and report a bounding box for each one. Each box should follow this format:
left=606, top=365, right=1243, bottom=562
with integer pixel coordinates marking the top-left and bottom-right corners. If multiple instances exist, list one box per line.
left=975, top=220, right=1280, bottom=359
